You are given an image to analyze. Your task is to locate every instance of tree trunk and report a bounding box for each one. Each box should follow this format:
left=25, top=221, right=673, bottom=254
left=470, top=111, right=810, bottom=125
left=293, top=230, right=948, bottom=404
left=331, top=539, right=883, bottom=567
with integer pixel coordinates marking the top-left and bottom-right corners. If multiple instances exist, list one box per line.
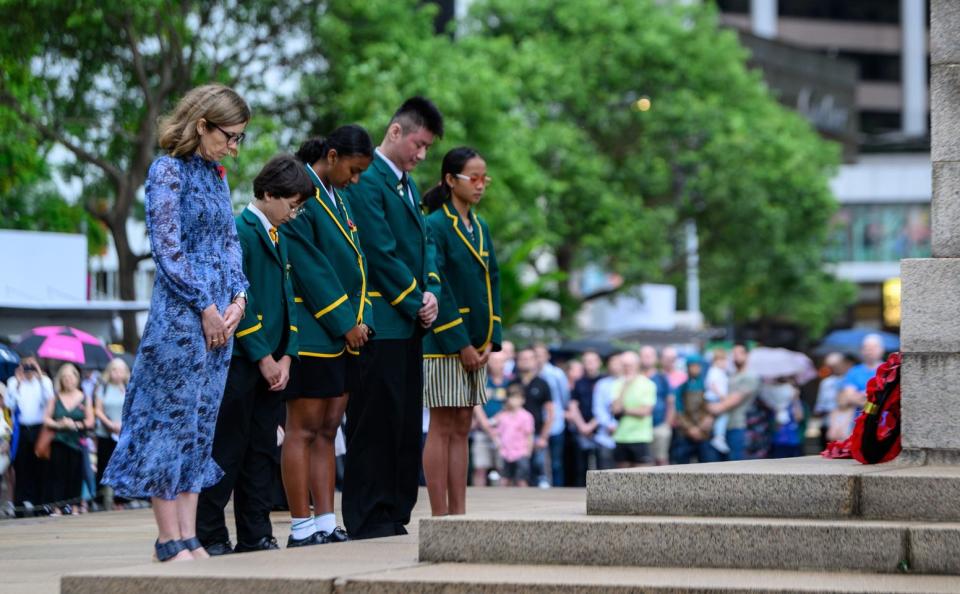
left=110, top=201, right=142, bottom=353
left=555, top=242, right=577, bottom=326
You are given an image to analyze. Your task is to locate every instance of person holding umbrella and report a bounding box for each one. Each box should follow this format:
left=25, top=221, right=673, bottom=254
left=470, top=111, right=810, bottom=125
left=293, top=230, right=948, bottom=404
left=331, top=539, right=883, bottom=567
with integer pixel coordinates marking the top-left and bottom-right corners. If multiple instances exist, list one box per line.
left=4, top=354, right=53, bottom=512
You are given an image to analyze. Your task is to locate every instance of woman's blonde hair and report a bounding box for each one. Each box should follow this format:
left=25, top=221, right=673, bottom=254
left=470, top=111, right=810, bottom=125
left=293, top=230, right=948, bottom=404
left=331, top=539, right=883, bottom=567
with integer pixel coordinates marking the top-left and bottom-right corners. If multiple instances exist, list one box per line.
left=102, top=358, right=131, bottom=387
left=157, top=84, right=251, bottom=157
left=54, top=363, right=80, bottom=395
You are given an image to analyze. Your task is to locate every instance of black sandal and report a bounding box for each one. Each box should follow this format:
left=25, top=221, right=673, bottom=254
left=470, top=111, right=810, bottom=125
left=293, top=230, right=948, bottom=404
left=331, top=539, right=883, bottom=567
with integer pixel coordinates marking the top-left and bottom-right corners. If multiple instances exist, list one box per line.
left=180, top=536, right=203, bottom=552
left=155, top=539, right=187, bottom=562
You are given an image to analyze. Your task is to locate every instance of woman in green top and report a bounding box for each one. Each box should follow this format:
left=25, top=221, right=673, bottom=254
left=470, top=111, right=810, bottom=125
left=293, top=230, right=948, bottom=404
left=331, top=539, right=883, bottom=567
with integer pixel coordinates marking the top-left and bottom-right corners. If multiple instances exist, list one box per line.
left=41, top=363, right=94, bottom=513
left=421, top=146, right=502, bottom=516
left=610, top=351, right=656, bottom=468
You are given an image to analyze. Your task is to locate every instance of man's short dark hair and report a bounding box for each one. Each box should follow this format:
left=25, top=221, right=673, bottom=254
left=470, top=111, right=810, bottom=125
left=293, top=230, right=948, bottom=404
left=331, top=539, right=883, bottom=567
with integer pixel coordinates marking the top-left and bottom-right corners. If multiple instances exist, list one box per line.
left=253, top=154, right=314, bottom=200
left=390, top=96, right=444, bottom=138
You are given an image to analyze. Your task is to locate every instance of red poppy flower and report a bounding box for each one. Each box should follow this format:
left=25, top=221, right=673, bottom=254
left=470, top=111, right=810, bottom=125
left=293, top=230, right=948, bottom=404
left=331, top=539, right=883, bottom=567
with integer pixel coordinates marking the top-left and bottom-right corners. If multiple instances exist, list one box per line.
left=348, top=219, right=357, bottom=231
left=215, top=165, right=227, bottom=180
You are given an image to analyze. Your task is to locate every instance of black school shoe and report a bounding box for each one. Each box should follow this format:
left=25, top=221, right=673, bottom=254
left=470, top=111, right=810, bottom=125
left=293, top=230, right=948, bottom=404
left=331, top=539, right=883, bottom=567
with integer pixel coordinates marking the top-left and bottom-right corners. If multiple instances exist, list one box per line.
left=286, top=531, right=328, bottom=548
left=234, top=536, right=280, bottom=553
left=321, top=527, right=350, bottom=543
left=203, top=540, right=235, bottom=556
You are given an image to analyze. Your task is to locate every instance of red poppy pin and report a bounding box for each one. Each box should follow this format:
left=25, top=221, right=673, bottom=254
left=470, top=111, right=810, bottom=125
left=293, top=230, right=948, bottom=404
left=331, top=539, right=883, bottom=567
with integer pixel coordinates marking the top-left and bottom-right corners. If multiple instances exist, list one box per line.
left=215, top=165, right=227, bottom=180
left=347, top=218, right=357, bottom=231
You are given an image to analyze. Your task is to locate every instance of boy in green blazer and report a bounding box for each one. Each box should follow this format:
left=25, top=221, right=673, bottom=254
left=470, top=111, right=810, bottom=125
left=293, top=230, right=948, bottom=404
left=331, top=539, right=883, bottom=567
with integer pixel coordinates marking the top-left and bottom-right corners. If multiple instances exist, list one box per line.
left=197, top=155, right=312, bottom=555
left=340, top=97, right=444, bottom=539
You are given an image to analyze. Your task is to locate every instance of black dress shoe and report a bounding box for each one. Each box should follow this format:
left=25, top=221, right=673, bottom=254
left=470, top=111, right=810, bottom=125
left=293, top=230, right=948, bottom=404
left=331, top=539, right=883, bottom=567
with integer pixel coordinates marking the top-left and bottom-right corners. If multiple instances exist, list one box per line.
left=286, top=531, right=328, bottom=548
left=321, top=527, right=350, bottom=543
left=204, top=541, right=235, bottom=556
left=234, top=536, right=280, bottom=553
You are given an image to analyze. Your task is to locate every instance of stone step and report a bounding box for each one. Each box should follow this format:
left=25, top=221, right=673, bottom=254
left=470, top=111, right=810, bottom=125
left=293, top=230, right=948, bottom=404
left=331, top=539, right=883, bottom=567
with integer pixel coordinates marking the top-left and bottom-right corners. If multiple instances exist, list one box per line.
left=586, top=456, right=960, bottom=521
left=418, top=507, right=960, bottom=575
left=342, top=563, right=960, bottom=593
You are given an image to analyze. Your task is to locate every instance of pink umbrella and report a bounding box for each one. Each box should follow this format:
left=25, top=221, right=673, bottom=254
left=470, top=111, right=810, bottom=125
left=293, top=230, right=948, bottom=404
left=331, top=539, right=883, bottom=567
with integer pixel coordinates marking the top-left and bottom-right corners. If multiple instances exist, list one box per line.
left=16, top=326, right=113, bottom=369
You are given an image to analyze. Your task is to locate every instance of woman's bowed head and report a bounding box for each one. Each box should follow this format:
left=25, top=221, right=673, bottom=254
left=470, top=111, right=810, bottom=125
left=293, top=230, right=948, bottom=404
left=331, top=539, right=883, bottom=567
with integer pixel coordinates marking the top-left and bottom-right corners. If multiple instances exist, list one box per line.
left=158, top=83, right=251, bottom=161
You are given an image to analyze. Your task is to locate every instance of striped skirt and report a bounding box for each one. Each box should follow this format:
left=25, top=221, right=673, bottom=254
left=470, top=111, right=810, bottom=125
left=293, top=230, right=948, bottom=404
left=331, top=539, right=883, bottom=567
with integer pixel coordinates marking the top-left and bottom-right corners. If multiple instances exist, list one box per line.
left=423, top=356, right=488, bottom=408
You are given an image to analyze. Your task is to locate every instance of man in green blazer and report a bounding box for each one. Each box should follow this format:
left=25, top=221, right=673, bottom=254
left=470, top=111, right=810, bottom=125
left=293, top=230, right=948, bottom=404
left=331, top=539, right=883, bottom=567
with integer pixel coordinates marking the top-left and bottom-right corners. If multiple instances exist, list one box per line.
left=341, top=97, right=444, bottom=539
left=197, top=155, right=312, bottom=555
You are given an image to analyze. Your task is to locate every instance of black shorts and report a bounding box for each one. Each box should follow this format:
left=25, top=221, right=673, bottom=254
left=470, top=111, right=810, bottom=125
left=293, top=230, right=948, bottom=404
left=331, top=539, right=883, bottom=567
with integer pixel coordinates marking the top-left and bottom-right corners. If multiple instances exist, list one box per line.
left=502, top=457, right=530, bottom=481
left=613, top=442, right=651, bottom=465
left=282, top=352, right=362, bottom=401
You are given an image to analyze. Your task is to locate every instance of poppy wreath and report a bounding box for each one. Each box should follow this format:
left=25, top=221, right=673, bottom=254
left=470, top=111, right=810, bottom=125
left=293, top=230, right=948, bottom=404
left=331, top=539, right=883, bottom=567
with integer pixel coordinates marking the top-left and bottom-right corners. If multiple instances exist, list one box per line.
left=822, top=353, right=902, bottom=463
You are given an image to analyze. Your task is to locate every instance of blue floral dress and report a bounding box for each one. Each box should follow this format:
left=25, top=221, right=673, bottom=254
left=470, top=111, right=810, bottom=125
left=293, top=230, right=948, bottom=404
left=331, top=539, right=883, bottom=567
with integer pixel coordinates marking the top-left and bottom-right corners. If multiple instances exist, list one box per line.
left=104, top=154, right=248, bottom=500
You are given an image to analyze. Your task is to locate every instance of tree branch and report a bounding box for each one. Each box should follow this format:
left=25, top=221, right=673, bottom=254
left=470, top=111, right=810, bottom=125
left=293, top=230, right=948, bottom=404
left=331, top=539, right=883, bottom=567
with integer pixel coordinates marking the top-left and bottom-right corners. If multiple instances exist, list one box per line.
left=0, top=92, right=123, bottom=184
left=121, top=16, right=154, bottom=109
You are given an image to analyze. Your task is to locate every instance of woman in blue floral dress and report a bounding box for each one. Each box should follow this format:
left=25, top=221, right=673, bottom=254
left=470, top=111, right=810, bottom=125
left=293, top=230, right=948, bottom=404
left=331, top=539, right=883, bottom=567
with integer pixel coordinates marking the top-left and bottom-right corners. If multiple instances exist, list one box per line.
left=104, top=84, right=250, bottom=562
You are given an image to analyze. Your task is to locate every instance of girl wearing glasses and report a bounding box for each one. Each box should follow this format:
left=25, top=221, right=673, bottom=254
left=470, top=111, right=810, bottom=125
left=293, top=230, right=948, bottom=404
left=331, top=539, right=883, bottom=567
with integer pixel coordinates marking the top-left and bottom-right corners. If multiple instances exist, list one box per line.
left=280, top=125, right=374, bottom=546
left=103, top=84, right=250, bottom=562
left=421, top=146, right=503, bottom=516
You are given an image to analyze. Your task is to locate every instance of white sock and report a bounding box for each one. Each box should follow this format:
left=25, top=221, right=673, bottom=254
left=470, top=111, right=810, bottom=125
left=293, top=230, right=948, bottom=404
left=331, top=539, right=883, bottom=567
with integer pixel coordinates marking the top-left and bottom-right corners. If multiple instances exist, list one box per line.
left=291, top=516, right=316, bottom=540
left=315, top=512, right=336, bottom=534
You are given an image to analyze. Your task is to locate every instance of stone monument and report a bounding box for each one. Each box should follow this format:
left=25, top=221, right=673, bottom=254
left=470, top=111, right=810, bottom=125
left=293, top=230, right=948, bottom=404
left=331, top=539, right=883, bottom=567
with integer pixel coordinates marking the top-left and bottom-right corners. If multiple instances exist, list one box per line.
left=901, top=0, right=960, bottom=465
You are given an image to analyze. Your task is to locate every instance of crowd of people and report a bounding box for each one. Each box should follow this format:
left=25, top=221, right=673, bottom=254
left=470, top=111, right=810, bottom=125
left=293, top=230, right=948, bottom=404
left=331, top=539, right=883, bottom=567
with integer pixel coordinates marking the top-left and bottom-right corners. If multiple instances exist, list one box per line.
left=0, top=81, right=890, bottom=565
left=0, top=356, right=134, bottom=516
left=460, top=336, right=882, bottom=489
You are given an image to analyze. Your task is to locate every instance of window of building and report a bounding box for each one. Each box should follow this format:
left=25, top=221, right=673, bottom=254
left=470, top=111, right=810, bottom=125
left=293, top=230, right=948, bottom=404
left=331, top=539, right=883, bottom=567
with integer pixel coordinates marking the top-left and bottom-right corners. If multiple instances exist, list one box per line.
left=827, top=203, right=930, bottom=263
left=835, top=50, right=901, bottom=82
left=860, top=111, right=902, bottom=135
left=777, top=0, right=900, bottom=23
left=716, top=0, right=750, bottom=13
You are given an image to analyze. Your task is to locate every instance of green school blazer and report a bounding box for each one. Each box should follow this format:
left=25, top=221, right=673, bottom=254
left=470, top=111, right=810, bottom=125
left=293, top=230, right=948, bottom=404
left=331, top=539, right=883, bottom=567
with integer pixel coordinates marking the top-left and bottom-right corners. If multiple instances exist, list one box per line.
left=423, top=203, right=503, bottom=356
left=342, top=153, right=441, bottom=340
left=281, top=183, right=373, bottom=358
left=233, top=208, right=299, bottom=362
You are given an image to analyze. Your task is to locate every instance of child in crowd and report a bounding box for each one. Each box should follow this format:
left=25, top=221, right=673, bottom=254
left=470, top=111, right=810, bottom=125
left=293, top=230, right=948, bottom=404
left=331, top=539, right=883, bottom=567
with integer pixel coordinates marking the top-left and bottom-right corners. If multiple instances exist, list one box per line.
left=704, top=348, right=730, bottom=454
left=495, top=385, right=534, bottom=487
left=826, top=386, right=857, bottom=443
left=762, top=377, right=806, bottom=458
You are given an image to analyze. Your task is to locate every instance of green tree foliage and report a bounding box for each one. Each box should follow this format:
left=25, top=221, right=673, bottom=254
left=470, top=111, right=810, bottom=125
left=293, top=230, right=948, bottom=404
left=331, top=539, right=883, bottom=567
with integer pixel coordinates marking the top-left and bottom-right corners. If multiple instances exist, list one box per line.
left=2, top=0, right=853, bottom=341
left=0, top=0, right=311, bottom=347
left=464, top=0, right=854, bottom=335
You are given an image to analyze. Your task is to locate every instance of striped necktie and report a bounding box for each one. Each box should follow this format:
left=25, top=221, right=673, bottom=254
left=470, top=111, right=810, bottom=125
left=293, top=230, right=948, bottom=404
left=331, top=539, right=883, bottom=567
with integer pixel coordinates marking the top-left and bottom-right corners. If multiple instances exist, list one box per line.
left=268, top=226, right=278, bottom=245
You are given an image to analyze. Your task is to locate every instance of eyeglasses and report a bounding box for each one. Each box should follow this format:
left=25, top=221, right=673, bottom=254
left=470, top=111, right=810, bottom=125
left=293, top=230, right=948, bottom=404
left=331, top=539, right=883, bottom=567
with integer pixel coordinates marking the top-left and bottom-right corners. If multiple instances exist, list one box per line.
left=209, top=122, right=246, bottom=146
left=290, top=204, right=306, bottom=218
left=455, top=173, right=492, bottom=186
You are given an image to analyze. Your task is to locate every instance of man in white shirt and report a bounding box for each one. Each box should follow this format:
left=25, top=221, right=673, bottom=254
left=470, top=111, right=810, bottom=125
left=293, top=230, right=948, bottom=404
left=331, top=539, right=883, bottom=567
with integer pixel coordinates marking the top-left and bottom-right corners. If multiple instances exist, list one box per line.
left=4, top=355, right=53, bottom=509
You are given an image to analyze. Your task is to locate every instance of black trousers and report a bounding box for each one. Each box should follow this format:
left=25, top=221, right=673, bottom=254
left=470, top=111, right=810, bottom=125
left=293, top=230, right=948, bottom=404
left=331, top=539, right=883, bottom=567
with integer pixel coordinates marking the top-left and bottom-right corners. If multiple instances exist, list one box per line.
left=13, top=424, right=43, bottom=506
left=197, top=356, right=282, bottom=547
left=343, top=339, right=422, bottom=539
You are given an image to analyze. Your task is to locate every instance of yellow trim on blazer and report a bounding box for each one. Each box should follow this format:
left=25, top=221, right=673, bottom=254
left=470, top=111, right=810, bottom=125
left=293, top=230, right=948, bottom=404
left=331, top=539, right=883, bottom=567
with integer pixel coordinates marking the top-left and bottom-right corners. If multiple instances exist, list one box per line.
left=290, top=325, right=299, bottom=332
left=459, top=307, right=471, bottom=314
left=314, top=188, right=370, bottom=324
left=235, top=322, right=262, bottom=338
left=492, top=315, right=502, bottom=322
left=347, top=348, right=360, bottom=356
left=294, top=297, right=304, bottom=303
left=442, top=203, right=495, bottom=350
left=368, top=291, right=382, bottom=297
left=391, top=278, right=418, bottom=306
left=315, top=294, right=349, bottom=319
left=433, top=317, right=464, bottom=334
left=257, top=314, right=263, bottom=321
left=299, top=348, right=346, bottom=358
left=428, top=271, right=441, bottom=283
left=424, top=353, right=460, bottom=359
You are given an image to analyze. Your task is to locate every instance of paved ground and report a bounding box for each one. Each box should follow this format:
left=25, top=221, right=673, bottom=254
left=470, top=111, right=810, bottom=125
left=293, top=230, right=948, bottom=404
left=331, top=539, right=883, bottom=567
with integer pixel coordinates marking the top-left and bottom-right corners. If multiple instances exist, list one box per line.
left=0, top=487, right=584, bottom=594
